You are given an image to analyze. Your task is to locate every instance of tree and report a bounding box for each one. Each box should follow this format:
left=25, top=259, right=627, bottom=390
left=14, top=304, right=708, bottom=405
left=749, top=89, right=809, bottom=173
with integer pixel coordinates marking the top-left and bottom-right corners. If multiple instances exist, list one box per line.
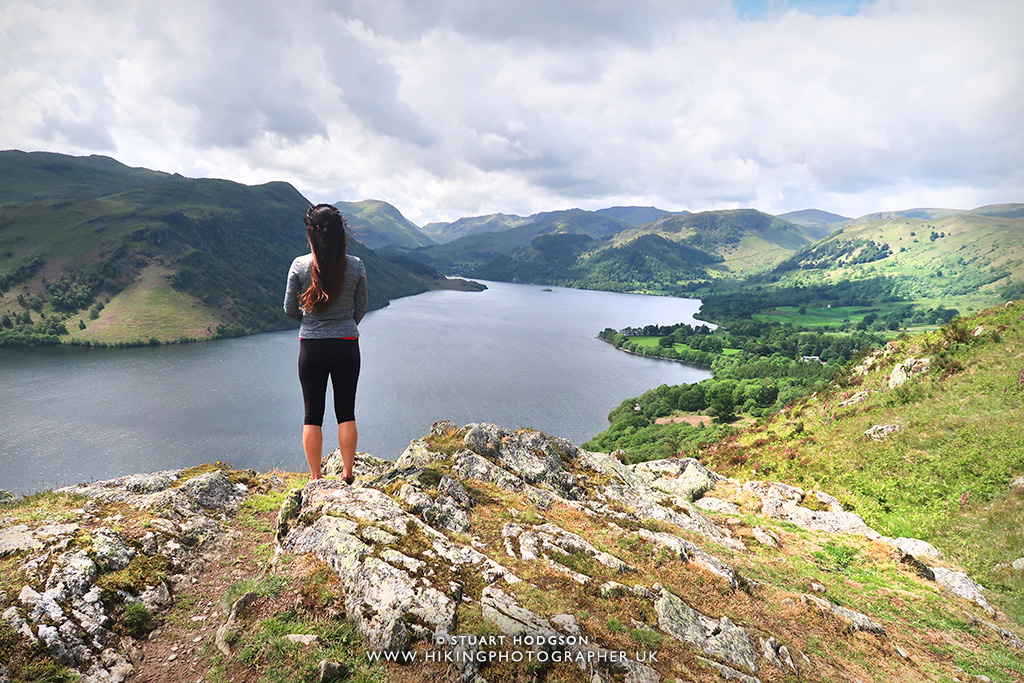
left=706, top=381, right=737, bottom=422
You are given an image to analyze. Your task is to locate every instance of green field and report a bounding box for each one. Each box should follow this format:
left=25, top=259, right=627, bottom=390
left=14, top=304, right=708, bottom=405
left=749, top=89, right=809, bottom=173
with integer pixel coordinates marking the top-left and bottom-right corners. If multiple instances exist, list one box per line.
left=629, top=335, right=741, bottom=356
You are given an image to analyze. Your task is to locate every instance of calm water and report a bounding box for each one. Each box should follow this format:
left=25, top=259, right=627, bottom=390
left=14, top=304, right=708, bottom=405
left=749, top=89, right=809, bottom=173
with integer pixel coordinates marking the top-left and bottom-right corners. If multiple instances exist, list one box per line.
left=0, top=281, right=710, bottom=494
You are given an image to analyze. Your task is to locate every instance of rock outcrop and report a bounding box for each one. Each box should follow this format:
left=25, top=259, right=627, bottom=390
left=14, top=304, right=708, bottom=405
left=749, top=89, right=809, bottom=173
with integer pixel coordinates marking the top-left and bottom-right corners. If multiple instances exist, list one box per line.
left=270, top=420, right=1013, bottom=682
left=0, top=467, right=250, bottom=682
left=1, top=420, right=1016, bottom=682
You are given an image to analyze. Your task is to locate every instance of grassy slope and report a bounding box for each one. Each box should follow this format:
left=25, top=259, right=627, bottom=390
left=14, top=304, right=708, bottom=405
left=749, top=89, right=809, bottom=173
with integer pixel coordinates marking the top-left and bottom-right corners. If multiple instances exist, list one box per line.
left=611, top=209, right=819, bottom=277
left=694, top=301, right=1024, bottom=626
left=770, top=210, right=1024, bottom=309
left=65, top=264, right=220, bottom=343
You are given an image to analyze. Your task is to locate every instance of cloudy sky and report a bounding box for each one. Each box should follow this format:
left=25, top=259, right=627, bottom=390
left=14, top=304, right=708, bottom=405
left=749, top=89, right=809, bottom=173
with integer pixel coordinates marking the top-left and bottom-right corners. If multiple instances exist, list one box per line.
left=1, top=0, right=1021, bottom=224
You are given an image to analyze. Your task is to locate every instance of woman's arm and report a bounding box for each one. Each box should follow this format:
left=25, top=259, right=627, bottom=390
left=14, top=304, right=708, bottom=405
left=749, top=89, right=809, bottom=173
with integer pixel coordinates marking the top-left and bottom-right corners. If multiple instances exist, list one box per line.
left=353, top=261, right=368, bottom=325
left=283, top=259, right=304, bottom=322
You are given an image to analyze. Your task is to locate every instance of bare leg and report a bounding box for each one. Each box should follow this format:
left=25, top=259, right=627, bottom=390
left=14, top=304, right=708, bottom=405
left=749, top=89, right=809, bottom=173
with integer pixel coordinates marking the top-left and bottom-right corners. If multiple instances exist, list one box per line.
left=338, top=420, right=358, bottom=480
left=303, top=424, right=323, bottom=480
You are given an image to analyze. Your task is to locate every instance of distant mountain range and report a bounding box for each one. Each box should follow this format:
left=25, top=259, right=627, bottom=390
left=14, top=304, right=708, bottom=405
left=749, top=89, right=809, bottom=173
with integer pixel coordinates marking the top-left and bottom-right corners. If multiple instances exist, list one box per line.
left=2, top=150, right=1021, bottom=343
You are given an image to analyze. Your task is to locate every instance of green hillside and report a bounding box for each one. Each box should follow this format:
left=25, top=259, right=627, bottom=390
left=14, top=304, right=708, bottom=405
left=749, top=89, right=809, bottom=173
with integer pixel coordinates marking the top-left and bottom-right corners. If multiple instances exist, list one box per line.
left=470, top=232, right=722, bottom=291
left=768, top=205, right=1024, bottom=309
left=419, top=212, right=532, bottom=244
left=776, top=208, right=850, bottom=228
left=614, top=208, right=825, bottom=275
left=0, top=152, right=448, bottom=346
left=457, top=209, right=829, bottom=293
left=698, top=301, right=1024, bottom=628
left=334, top=199, right=435, bottom=250
left=409, top=208, right=635, bottom=273
left=594, top=205, right=673, bottom=226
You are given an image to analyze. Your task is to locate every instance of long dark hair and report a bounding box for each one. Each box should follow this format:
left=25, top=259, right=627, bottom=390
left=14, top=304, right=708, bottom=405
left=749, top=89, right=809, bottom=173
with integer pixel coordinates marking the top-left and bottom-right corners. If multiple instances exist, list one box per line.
left=299, top=204, right=348, bottom=313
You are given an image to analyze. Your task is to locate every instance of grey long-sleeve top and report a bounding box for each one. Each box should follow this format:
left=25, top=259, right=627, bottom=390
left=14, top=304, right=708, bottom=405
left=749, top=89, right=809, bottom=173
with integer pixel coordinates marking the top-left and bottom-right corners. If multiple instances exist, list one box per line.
left=283, top=253, right=367, bottom=338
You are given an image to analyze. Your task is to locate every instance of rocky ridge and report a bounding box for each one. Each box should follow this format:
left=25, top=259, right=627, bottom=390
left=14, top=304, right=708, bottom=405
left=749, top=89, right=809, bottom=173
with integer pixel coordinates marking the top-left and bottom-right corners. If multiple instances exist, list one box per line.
left=1, top=419, right=1021, bottom=682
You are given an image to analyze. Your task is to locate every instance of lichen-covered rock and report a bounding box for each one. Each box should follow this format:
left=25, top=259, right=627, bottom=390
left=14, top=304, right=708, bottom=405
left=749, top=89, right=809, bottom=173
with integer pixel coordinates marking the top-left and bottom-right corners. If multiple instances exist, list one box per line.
left=481, top=585, right=556, bottom=637
left=745, top=481, right=879, bottom=539
left=864, top=424, right=901, bottom=441
left=888, top=357, right=930, bottom=389
left=90, top=528, right=137, bottom=572
left=461, top=423, right=585, bottom=500
left=637, top=528, right=738, bottom=587
left=140, top=582, right=173, bottom=613
left=322, top=450, right=394, bottom=480
left=438, top=475, right=473, bottom=509
left=694, top=496, right=741, bottom=515
left=577, top=449, right=642, bottom=487
left=761, top=636, right=795, bottom=671
left=0, top=524, right=45, bottom=557
left=594, top=482, right=732, bottom=545
left=279, top=481, right=517, bottom=651
left=802, top=594, right=886, bottom=635
left=655, top=586, right=706, bottom=648
left=422, top=495, right=471, bottom=533
left=933, top=567, right=994, bottom=614
left=752, top=527, right=779, bottom=548
left=348, top=556, right=456, bottom=650
left=698, top=656, right=762, bottom=683
left=832, top=604, right=886, bottom=636
left=704, top=616, right=758, bottom=673
left=631, top=457, right=723, bottom=502
left=452, top=450, right=525, bottom=491
left=58, top=469, right=247, bottom=522
left=889, top=536, right=944, bottom=560
left=503, top=522, right=633, bottom=575
left=46, top=550, right=98, bottom=598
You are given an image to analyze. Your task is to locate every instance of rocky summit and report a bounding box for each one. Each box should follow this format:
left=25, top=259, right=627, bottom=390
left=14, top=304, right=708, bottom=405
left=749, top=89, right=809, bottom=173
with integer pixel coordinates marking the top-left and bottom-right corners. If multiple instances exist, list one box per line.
left=0, top=419, right=1021, bottom=682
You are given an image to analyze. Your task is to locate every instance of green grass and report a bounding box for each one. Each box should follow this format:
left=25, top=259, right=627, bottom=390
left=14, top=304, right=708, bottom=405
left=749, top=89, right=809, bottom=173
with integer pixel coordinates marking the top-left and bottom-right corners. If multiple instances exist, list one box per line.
left=629, top=335, right=741, bottom=356
left=700, top=300, right=1024, bottom=629
left=753, top=305, right=882, bottom=327
left=65, top=264, right=218, bottom=343
left=223, top=574, right=289, bottom=610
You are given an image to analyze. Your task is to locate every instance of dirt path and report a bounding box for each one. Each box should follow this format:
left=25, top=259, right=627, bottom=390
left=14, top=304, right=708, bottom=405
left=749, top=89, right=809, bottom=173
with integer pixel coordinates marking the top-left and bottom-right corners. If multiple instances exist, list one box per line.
left=128, top=508, right=278, bottom=682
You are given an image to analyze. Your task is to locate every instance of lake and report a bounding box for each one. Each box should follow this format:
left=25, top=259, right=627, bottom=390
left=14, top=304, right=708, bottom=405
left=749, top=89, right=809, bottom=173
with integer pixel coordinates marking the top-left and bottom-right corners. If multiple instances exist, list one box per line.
left=0, top=281, right=711, bottom=494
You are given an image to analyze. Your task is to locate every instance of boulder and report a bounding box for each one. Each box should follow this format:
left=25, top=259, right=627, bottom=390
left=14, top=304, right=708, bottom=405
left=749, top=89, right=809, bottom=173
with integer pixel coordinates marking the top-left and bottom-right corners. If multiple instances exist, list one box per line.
left=933, top=567, right=994, bottom=614
left=631, top=457, right=723, bottom=502
left=888, top=357, right=930, bottom=389
left=90, top=528, right=137, bottom=572
left=864, top=424, right=901, bottom=441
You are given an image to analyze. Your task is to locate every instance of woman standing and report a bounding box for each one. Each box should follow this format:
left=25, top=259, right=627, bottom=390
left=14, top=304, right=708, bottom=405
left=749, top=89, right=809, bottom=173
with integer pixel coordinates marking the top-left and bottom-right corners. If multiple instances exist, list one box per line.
left=283, top=204, right=367, bottom=483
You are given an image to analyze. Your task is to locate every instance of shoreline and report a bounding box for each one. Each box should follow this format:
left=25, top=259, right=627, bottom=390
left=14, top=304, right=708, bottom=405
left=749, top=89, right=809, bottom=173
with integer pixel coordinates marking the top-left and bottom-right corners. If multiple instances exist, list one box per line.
left=595, top=335, right=713, bottom=369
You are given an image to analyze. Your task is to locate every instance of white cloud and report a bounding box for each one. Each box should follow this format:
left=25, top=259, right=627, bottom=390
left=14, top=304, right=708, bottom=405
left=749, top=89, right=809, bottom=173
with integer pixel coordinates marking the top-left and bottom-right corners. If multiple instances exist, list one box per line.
left=0, top=0, right=1021, bottom=223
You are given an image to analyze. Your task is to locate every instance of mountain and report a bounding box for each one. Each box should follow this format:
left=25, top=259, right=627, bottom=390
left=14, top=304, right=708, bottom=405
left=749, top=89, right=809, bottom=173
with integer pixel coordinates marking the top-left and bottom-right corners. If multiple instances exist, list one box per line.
left=333, top=199, right=435, bottom=250
left=848, top=207, right=965, bottom=223
left=610, top=209, right=822, bottom=276
left=470, top=232, right=721, bottom=291
left=418, top=206, right=669, bottom=245
left=0, top=151, right=456, bottom=346
left=465, top=209, right=821, bottom=291
left=408, top=208, right=635, bottom=273
left=595, top=205, right=674, bottom=226
left=419, top=213, right=532, bottom=244
left=968, top=202, right=1024, bottom=219
left=776, top=208, right=850, bottom=230
left=770, top=204, right=1024, bottom=302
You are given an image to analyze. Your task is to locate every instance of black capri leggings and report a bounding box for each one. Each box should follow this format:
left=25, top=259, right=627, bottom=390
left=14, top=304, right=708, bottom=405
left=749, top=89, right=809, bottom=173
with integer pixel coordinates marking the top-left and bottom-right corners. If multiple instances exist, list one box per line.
left=298, top=338, right=360, bottom=426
